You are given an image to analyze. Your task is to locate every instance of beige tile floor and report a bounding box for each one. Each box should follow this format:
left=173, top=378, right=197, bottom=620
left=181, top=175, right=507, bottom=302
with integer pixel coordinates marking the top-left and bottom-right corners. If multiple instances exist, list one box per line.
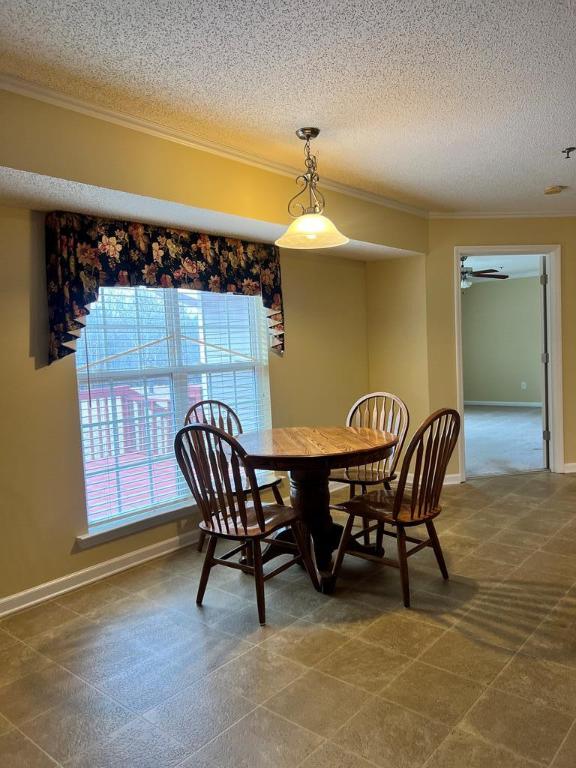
left=1, top=472, right=576, bottom=767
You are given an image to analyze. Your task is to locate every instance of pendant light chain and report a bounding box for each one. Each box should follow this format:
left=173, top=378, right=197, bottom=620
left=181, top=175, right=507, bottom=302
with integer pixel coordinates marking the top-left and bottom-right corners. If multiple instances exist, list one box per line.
left=287, top=130, right=326, bottom=218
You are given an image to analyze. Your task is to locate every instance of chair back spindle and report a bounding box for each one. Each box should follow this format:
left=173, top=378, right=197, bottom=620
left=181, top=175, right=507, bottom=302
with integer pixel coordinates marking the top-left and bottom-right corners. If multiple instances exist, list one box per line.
left=346, top=392, right=409, bottom=478
left=174, top=424, right=265, bottom=536
left=394, top=409, right=460, bottom=521
left=185, top=399, right=243, bottom=436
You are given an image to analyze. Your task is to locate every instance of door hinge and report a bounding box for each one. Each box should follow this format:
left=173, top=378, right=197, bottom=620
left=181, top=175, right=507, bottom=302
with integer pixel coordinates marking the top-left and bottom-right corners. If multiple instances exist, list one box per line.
left=540, top=273, right=549, bottom=286
left=543, top=429, right=551, bottom=441
left=541, top=352, right=550, bottom=364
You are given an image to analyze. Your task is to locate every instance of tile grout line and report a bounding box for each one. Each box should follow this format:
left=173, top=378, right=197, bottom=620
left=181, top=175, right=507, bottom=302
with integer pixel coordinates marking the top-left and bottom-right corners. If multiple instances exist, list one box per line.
left=0, top=602, right=268, bottom=761
left=6, top=721, right=64, bottom=767
left=163, top=639, right=327, bottom=767
left=2, top=479, right=575, bottom=766
left=194, top=527, right=576, bottom=720
left=548, top=718, right=576, bottom=767
left=419, top=627, right=551, bottom=761
left=421, top=567, right=576, bottom=768
left=421, top=725, right=547, bottom=768
left=326, top=491, right=576, bottom=766
left=5, top=528, right=561, bottom=756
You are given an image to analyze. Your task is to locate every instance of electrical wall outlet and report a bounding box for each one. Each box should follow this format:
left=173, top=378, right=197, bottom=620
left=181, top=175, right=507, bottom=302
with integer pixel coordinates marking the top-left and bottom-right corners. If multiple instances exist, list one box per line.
left=521, top=381, right=528, bottom=390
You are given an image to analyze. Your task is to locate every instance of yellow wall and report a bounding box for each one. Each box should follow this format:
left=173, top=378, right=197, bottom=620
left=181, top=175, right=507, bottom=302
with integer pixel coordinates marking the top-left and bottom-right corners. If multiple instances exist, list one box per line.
left=0, top=206, right=370, bottom=598
left=366, top=256, right=430, bottom=434
left=270, top=251, right=368, bottom=427
left=2, top=88, right=576, bottom=600
left=0, top=90, right=428, bottom=254
left=427, top=218, right=576, bottom=468
left=462, top=278, right=542, bottom=403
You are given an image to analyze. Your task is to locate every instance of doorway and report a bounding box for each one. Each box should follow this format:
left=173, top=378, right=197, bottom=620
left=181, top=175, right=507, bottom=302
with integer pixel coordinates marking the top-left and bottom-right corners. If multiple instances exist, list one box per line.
left=454, top=245, right=564, bottom=480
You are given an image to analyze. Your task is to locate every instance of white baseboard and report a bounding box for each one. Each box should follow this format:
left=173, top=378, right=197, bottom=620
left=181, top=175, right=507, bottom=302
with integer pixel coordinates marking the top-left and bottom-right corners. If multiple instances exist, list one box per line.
left=562, top=463, right=576, bottom=474
left=2, top=472, right=468, bottom=617
left=444, top=473, right=464, bottom=485
left=0, top=530, right=199, bottom=618
left=464, top=400, right=542, bottom=408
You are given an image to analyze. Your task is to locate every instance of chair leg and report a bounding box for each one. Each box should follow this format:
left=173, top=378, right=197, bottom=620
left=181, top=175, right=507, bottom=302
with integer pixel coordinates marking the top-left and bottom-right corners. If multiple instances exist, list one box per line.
left=361, top=485, right=371, bottom=545
left=197, top=529, right=206, bottom=552
left=331, top=514, right=355, bottom=580
left=396, top=526, right=411, bottom=608
left=291, top=521, right=320, bottom=591
left=375, top=521, right=385, bottom=557
left=196, top=534, right=217, bottom=605
left=426, top=520, right=449, bottom=580
left=252, top=539, right=266, bottom=625
left=376, top=481, right=391, bottom=555
left=271, top=483, right=284, bottom=504
left=349, top=483, right=356, bottom=499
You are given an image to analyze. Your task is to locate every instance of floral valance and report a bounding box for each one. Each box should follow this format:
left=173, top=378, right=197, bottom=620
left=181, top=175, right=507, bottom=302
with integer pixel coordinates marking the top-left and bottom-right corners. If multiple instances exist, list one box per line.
left=45, top=211, right=284, bottom=363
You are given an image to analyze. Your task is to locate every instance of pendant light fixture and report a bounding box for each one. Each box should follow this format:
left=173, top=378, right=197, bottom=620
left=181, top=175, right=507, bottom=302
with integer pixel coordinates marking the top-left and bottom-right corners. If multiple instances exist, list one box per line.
left=275, top=128, right=349, bottom=249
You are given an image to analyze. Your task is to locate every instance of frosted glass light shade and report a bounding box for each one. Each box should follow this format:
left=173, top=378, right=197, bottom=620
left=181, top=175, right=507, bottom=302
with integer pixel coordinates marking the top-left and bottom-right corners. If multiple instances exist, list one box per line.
left=275, top=213, right=349, bottom=249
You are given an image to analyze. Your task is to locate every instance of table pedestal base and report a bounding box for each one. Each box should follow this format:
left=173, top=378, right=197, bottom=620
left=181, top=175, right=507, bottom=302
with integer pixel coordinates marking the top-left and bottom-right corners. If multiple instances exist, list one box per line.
left=260, top=468, right=338, bottom=592
left=289, top=468, right=337, bottom=572
left=260, top=468, right=381, bottom=593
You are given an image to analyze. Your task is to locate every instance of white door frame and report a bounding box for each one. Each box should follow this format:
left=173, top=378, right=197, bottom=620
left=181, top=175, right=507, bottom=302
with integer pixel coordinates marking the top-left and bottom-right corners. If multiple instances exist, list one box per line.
left=453, top=244, right=564, bottom=479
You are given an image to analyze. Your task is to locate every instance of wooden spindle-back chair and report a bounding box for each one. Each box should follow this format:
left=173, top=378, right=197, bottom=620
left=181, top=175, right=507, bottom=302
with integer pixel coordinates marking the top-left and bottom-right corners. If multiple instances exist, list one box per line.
left=185, top=399, right=243, bottom=435
left=174, top=423, right=318, bottom=624
left=331, top=408, right=460, bottom=607
left=185, top=400, right=284, bottom=551
left=329, top=392, right=409, bottom=548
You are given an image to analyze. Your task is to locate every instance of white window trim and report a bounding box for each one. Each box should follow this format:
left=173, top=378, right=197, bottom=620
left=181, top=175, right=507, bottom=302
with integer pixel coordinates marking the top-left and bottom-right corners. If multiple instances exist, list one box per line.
left=75, top=498, right=198, bottom=549
left=75, top=287, right=272, bottom=543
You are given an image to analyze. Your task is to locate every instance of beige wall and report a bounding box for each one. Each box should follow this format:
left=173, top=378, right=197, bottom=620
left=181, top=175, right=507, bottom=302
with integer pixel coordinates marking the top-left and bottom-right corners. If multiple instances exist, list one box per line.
left=270, top=251, right=368, bottom=427
left=462, top=278, right=542, bottom=403
left=366, top=256, right=430, bottom=434
left=0, top=90, right=428, bottom=255
left=0, top=88, right=423, bottom=599
left=3, top=89, right=576, bottom=600
left=0, top=206, right=370, bottom=598
left=427, top=218, right=576, bottom=470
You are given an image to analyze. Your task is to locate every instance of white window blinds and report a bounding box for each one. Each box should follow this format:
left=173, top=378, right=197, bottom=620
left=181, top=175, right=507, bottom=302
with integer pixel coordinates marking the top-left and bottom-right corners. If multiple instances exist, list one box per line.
left=75, top=287, right=272, bottom=528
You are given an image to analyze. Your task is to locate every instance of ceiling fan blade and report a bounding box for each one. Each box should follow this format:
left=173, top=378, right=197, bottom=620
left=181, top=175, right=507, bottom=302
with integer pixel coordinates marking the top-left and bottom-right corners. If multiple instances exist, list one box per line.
left=471, top=269, right=499, bottom=275
left=475, top=273, right=509, bottom=279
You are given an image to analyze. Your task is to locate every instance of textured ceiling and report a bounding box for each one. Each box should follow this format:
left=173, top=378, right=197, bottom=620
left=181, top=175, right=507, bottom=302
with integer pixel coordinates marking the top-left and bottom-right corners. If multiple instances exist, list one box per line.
left=1, top=1, right=576, bottom=213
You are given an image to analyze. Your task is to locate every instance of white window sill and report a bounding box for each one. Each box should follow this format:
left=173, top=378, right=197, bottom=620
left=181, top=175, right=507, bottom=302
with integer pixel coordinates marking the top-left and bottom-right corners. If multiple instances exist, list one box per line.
left=75, top=499, right=198, bottom=550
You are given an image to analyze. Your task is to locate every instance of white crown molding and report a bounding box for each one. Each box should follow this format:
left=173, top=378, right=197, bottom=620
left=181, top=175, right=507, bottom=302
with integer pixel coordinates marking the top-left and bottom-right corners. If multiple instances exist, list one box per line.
left=430, top=210, right=576, bottom=220
left=6, top=77, right=576, bottom=223
left=0, top=75, right=427, bottom=219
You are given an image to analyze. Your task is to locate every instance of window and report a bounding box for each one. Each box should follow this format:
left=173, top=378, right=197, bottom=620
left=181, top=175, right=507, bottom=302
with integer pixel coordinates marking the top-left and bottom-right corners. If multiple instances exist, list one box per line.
left=75, top=287, right=272, bottom=529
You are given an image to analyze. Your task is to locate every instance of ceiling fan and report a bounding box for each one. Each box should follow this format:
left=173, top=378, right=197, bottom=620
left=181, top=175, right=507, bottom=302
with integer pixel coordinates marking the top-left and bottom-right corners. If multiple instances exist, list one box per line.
left=460, top=256, right=509, bottom=289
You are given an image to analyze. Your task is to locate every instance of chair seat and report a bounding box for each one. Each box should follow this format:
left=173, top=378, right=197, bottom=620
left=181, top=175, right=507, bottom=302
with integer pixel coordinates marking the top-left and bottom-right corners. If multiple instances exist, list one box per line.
left=341, top=489, right=440, bottom=526
left=199, top=503, right=298, bottom=539
left=329, top=467, right=395, bottom=485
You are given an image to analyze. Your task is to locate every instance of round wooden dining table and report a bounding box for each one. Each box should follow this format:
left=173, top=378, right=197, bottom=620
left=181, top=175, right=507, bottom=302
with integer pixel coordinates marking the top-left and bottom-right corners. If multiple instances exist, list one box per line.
left=235, top=426, right=398, bottom=593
